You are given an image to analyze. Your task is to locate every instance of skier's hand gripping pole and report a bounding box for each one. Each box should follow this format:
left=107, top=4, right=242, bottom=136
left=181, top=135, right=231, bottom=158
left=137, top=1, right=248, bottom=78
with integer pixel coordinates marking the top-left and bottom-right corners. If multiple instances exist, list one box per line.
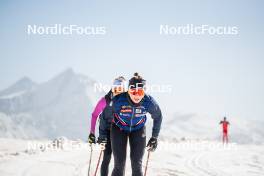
left=146, top=137, right=158, bottom=152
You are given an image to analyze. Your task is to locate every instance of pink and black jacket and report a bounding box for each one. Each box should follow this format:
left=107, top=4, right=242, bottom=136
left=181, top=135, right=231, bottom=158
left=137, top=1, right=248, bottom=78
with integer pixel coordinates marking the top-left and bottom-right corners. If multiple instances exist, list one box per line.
left=90, top=91, right=112, bottom=134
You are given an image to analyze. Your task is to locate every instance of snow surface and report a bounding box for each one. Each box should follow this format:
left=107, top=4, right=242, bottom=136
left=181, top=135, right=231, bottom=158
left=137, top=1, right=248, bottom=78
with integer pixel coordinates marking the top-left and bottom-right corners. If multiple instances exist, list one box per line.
left=0, top=138, right=263, bottom=176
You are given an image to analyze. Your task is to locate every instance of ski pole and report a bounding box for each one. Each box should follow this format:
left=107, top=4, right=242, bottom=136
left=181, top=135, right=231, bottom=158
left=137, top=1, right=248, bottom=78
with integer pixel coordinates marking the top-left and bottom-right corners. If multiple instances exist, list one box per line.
left=93, top=149, right=103, bottom=176
left=144, top=150, right=151, bottom=176
left=88, top=144, right=93, bottom=176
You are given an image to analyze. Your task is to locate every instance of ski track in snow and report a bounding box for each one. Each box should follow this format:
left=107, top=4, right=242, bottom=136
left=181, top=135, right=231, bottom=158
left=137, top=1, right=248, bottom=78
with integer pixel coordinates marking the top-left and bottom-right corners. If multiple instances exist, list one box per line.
left=0, top=140, right=264, bottom=176
left=184, top=151, right=230, bottom=176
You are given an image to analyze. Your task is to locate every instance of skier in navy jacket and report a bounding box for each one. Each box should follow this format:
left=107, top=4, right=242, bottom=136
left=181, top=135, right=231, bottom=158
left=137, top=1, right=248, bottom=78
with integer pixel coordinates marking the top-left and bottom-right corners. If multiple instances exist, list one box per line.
left=98, top=73, right=163, bottom=176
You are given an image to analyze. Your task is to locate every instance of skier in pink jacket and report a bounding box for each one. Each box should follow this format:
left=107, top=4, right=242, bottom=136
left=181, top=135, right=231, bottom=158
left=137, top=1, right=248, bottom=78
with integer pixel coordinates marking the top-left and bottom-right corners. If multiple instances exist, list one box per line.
left=88, top=76, right=126, bottom=176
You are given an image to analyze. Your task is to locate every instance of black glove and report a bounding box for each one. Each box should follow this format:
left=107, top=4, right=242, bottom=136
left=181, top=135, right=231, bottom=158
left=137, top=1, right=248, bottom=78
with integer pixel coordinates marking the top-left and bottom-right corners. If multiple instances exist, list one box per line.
left=147, top=137, right=158, bottom=152
left=88, top=133, right=96, bottom=144
left=97, top=137, right=107, bottom=145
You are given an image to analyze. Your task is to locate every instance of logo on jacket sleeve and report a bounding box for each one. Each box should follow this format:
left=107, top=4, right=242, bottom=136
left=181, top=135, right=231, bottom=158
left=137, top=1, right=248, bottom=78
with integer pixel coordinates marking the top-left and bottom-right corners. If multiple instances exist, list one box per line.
left=135, top=108, right=142, bottom=113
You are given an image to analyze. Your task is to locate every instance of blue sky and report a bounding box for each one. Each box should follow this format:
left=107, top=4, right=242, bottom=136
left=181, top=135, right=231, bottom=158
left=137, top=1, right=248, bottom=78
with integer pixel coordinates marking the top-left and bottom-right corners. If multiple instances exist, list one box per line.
left=0, top=0, right=264, bottom=120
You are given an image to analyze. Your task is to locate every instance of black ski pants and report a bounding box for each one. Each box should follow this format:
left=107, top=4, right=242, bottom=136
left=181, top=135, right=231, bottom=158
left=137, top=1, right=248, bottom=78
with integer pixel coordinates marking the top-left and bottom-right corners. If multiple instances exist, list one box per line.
left=110, top=124, right=146, bottom=176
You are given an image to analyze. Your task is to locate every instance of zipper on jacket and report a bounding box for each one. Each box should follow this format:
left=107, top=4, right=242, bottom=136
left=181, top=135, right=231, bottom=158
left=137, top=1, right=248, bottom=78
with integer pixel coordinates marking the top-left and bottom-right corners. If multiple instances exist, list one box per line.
left=130, top=107, right=135, bottom=132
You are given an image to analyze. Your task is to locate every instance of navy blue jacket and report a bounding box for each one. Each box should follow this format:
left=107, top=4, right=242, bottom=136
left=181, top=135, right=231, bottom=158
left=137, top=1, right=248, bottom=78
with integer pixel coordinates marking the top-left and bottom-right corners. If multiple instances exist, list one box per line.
left=99, top=92, right=163, bottom=138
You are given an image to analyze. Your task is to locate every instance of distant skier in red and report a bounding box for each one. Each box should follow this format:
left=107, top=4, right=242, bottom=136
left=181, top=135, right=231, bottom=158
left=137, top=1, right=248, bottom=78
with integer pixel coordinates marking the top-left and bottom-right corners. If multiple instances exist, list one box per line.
left=219, top=117, right=230, bottom=144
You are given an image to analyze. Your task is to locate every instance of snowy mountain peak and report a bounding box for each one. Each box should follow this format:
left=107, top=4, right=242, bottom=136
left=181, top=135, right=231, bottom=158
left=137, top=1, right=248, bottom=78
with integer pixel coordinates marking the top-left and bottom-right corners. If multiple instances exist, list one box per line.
left=0, top=76, right=36, bottom=98
left=0, top=68, right=102, bottom=139
left=56, top=68, right=75, bottom=77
